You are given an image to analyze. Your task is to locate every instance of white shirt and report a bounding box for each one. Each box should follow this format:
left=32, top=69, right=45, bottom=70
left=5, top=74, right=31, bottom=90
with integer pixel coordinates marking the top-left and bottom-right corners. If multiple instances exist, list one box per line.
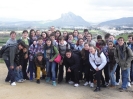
left=89, top=50, right=107, bottom=70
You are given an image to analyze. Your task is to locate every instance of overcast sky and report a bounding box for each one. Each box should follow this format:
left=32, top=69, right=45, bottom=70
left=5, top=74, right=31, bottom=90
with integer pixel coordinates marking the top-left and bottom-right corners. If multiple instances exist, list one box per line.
left=0, top=0, right=133, bottom=23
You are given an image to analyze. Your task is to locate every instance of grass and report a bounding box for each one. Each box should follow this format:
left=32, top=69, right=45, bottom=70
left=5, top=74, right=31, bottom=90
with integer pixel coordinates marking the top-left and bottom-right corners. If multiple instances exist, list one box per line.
left=0, top=59, right=4, bottom=63
left=116, top=33, right=133, bottom=41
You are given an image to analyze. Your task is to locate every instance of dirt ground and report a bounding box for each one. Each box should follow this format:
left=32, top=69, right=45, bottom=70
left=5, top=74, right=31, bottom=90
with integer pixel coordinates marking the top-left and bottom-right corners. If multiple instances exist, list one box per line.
left=0, top=63, right=133, bottom=99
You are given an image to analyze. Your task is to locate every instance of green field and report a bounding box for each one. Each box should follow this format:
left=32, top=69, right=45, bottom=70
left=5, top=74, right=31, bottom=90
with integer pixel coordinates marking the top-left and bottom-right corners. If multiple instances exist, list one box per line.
left=116, top=33, right=133, bottom=41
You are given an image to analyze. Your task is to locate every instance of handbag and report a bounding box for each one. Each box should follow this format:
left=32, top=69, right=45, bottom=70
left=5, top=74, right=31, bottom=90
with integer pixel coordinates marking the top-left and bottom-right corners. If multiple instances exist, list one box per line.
left=54, top=54, right=61, bottom=63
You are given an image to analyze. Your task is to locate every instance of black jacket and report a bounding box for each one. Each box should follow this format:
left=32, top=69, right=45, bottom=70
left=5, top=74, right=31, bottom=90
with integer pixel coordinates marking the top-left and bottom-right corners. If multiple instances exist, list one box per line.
left=64, top=53, right=80, bottom=70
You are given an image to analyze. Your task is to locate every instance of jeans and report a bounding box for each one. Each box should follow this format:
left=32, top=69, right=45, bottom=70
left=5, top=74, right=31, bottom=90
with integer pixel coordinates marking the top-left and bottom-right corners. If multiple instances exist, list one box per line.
left=46, top=59, right=56, bottom=81
left=4, top=59, right=16, bottom=83
left=121, top=67, right=130, bottom=89
left=29, top=61, right=35, bottom=80
left=109, top=64, right=117, bottom=86
left=104, top=63, right=110, bottom=83
left=15, top=68, right=23, bottom=81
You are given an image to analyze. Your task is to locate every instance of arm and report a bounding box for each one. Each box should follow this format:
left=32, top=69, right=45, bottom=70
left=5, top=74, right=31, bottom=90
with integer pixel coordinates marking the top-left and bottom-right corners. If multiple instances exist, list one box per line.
left=89, top=55, right=97, bottom=70
left=98, top=53, right=107, bottom=70
left=9, top=46, right=17, bottom=66
left=126, top=47, right=133, bottom=63
left=51, top=46, right=59, bottom=61
left=114, top=48, right=119, bottom=63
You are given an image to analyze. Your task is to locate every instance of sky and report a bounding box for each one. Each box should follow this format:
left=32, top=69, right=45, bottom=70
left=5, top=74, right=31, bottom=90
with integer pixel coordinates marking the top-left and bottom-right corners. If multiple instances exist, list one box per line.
left=0, top=0, right=133, bottom=23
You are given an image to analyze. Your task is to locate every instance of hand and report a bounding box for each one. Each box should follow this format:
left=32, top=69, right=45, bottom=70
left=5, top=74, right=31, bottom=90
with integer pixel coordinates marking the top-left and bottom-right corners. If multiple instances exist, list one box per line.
left=24, top=54, right=28, bottom=59
left=49, top=59, right=53, bottom=62
left=10, top=66, right=14, bottom=69
left=67, top=68, right=71, bottom=72
left=96, top=67, right=99, bottom=71
left=59, top=60, right=63, bottom=65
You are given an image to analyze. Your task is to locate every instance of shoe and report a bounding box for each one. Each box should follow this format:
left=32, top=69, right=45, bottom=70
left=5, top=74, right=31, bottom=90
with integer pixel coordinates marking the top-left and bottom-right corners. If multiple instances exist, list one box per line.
left=74, top=83, right=79, bottom=87
left=105, top=82, right=109, bottom=87
left=41, top=75, right=46, bottom=80
left=36, top=80, right=40, bottom=84
left=5, top=79, right=10, bottom=82
left=119, top=88, right=127, bottom=92
left=83, top=82, right=89, bottom=86
left=17, top=80, right=23, bottom=83
left=94, top=87, right=101, bottom=92
left=115, top=82, right=119, bottom=86
left=127, top=82, right=131, bottom=87
left=52, top=81, right=56, bottom=86
left=11, top=82, right=16, bottom=86
left=46, top=77, right=50, bottom=82
left=68, top=81, right=74, bottom=84
left=131, top=82, right=133, bottom=85
left=90, top=83, right=94, bottom=88
left=101, top=84, right=106, bottom=88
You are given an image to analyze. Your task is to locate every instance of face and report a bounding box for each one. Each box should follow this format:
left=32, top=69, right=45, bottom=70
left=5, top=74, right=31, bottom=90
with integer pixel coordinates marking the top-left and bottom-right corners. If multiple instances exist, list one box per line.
left=10, top=33, right=16, bottom=39
left=47, top=30, right=52, bottom=36
left=37, top=56, right=43, bottom=61
left=18, top=45, right=24, bottom=50
left=38, top=39, right=43, bottom=45
left=51, top=27, right=55, bottom=32
left=31, top=31, right=35, bottom=37
left=42, top=33, right=46, bottom=38
left=56, top=32, right=60, bottom=37
left=78, top=34, right=83, bottom=39
left=84, top=44, right=89, bottom=50
left=46, top=40, right=51, bottom=46
left=108, top=42, right=114, bottom=49
left=36, top=31, right=40, bottom=36
left=97, top=39, right=102, bottom=43
left=79, top=39, right=84, bottom=45
left=63, top=32, right=67, bottom=37
left=86, top=34, right=92, bottom=41
left=73, top=31, right=78, bottom=37
left=50, top=36, right=55, bottom=41
left=89, top=46, right=95, bottom=54
left=128, top=37, right=132, bottom=43
left=33, top=41, right=37, bottom=45
left=84, top=32, right=88, bottom=36
left=66, top=52, right=71, bottom=58
left=23, top=48, right=27, bottom=53
left=22, top=32, right=28, bottom=38
left=59, top=40, right=64, bottom=45
left=118, top=39, right=124, bottom=46
left=68, top=35, right=73, bottom=40
left=109, top=36, right=115, bottom=41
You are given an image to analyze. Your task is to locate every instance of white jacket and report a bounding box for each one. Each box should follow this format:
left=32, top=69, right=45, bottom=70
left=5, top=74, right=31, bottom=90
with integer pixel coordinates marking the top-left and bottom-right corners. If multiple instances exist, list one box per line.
left=89, top=50, right=107, bottom=70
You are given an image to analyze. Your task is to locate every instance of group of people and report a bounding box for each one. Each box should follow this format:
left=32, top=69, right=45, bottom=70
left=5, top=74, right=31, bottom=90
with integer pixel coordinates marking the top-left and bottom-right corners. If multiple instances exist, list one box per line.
left=1, top=26, right=133, bottom=92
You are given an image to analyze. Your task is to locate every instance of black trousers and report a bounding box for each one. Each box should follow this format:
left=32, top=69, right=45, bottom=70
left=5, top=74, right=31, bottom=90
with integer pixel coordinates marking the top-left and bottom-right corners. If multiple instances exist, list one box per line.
left=103, top=63, right=110, bottom=83
left=84, top=63, right=91, bottom=82
left=66, top=68, right=79, bottom=84
left=58, top=63, right=64, bottom=82
left=96, top=70, right=103, bottom=88
left=22, top=58, right=29, bottom=79
left=116, top=65, right=120, bottom=83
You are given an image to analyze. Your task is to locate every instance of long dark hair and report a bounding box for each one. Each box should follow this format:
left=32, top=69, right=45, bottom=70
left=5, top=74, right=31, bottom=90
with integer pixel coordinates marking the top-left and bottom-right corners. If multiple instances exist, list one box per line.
left=89, top=44, right=101, bottom=57
left=29, top=29, right=35, bottom=39
left=44, top=38, right=53, bottom=49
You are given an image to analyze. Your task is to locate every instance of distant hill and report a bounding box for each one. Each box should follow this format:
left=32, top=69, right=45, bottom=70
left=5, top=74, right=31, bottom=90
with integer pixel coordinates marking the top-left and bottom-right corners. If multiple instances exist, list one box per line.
left=44, top=12, right=90, bottom=27
left=0, top=12, right=90, bottom=28
left=99, top=17, right=133, bottom=26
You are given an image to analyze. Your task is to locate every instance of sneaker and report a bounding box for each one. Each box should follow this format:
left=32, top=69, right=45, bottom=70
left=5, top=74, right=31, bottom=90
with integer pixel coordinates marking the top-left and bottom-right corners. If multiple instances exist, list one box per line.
left=119, top=88, right=127, bottom=92
left=127, top=82, right=131, bottom=87
left=46, top=77, right=50, bottom=82
left=17, top=80, right=23, bottom=83
left=68, top=81, right=74, bottom=84
left=105, top=82, right=109, bottom=86
left=36, top=80, right=40, bottom=84
left=52, top=81, right=56, bottom=86
left=90, top=83, right=94, bottom=88
left=11, top=82, right=16, bottom=86
left=115, top=82, right=120, bottom=86
left=83, top=82, right=89, bottom=86
left=131, top=82, right=133, bottom=85
left=94, top=87, right=100, bottom=92
left=74, top=83, right=79, bottom=87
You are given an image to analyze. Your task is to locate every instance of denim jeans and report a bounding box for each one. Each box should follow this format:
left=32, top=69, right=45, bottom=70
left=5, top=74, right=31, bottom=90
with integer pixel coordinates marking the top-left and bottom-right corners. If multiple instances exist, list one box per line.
left=4, top=59, right=16, bottom=83
left=46, top=59, right=56, bottom=81
left=15, top=68, right=23, bottom=81
left=29, top=61, right=35, bottom=80
left=121, top=67, right=130, bottom=89
left=109, top=64, right=117, bottom=86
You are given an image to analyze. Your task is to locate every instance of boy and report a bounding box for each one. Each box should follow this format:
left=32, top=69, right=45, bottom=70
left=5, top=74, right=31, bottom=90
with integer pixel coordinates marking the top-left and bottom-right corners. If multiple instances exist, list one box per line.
left=50, top=33, right=58, bottom=47
left=35, top=52, right=45, bottom=84
left=114, top=37, right=133, bottom=92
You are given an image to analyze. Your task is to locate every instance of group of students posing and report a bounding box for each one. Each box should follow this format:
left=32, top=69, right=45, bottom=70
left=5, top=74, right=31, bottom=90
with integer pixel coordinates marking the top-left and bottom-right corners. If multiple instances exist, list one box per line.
left=1, top=27, right=133, bottom=92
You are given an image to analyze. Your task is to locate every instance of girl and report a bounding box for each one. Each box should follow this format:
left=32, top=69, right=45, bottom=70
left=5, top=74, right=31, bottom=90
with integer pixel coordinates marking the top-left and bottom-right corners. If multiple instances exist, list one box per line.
left=81, top=42, right=94, bottom=87
left=44, top=38, right=59, bottom=86
left=29, top=29, right=37, bottom=46
left=78, top=33, right=83, bottom=39
left=63, top=31, right=68, bottom=41
left=73, top=30, right=79, bottom=41
left=107, top=41, right=117, bottom=87
left=75, top=38, right=84, bottom=51
left=41, top=31, right=48, bottom=44
left=55, top=30, right=61, bottom=42
left=89, top=45, right=107, bottom=92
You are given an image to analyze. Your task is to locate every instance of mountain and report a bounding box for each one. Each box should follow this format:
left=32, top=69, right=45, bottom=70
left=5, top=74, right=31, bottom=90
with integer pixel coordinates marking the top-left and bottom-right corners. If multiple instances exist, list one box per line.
left=45, top=12, right=90, bottom=27
left=99, top=17, right=133, bottom=26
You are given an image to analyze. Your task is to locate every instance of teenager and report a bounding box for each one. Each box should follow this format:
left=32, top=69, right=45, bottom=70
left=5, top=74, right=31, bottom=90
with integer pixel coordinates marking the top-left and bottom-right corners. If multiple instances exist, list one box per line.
left=41, top=31, right=48, bottom=44
left=36, top=30, right=41, bottom=39
left=85, top=33, right=96, bottom=46
left=81, top=43, right=94, bottom=87
left=58, top=36, right=70, bottom=83
left=55, top=30, right=61, bottom=42
left=89, top=45, right=107, bottom=92
left=44, top=38, right=59, bottom=86
left=29, top=29, right=37, bottom=46
left=114, top=37, right=133, bottom=92
left=83, top=29, right=89, bottom=41
left=73, top=30, right=79, bottom=41
left=78, top=33, right=83, bottom=39
left=35, top=52, right=45, bottom=84
left=107, top=41, right=117, bottom=87
left=75, top=38, right=84, bottom=51
left=96, top=35, right=102, bottom=50
left=50, top=33, right=58, bottom=47
left=63, top=31, right=68, bottom=41
left=64, top=49, right=80, bottom=87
